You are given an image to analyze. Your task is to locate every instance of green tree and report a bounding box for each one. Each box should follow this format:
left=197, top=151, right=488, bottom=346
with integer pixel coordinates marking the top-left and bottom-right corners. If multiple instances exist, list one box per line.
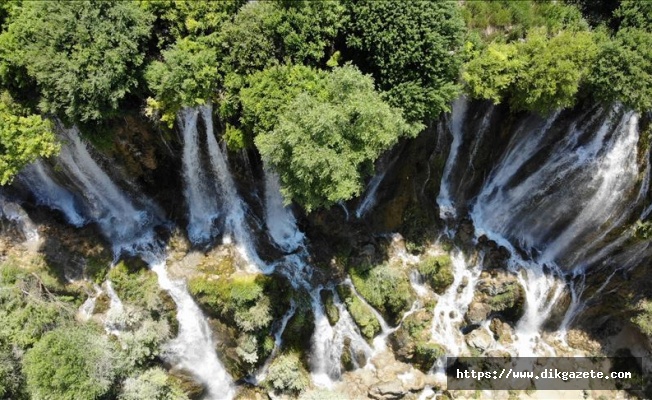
left=22, top=325, right=117, bottom=400
left=463, top=28, right=598, bottom=113
left=0, top=341, right=25, bottom=399
left=589, top=28, right=652, bottom=113
left=0, top=92, right=58, bottom=185
left=614, top=1, right=652, bottom=30
left=1, top=0, right=153, bottom=123
left=145, top=37, right=221, bottom=127
left=237, top=64, right=327, bottom=146
left=255, top=65, right=419, bottom=211
left=512, top=29, right=597, bottom=113
left=119, top=368, right=188, bottom=400
left=344, top=0, right=465, bottom=122
left=220, top=0, right=345, bottom=77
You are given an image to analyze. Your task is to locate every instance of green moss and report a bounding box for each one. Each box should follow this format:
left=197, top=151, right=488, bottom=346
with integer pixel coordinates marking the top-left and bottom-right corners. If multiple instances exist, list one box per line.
left=282, top=297, right=314, bottom=353
left=349, top=263, right=414, bottom=326
left=389, top=310, right=443, bottom=371
left=417, top=255, right=454, bottom=294
left=336, top=285, right=380, bottom=340
left=93, top=293, right=110, bottom=315
left=320, top=290, right=339, bottom=326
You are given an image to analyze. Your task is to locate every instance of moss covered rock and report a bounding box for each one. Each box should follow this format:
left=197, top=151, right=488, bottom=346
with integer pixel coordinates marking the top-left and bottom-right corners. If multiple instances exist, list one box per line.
left=388, top=310, right=444, bottom=371
left=321, top=289, right=339, bottom=326
left=349, top=263, right=414, bottom=326
left=417, top=255, right=454, bottom=294
left=336, top=284, right=380, bottom=340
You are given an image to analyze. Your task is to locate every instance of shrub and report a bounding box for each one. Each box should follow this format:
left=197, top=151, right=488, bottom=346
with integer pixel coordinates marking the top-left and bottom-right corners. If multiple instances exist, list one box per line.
left=119, top=368, right=189, bottom=400
left=22, top=325, right=117, bottom=400
left=265, top=351, right=310, bottom=395
left=417, top=255, right=454, bottom=294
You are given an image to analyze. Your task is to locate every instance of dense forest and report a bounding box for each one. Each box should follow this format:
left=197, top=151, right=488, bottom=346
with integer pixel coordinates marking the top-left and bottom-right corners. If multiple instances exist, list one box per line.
left=1, top=1, right=652, bottom=399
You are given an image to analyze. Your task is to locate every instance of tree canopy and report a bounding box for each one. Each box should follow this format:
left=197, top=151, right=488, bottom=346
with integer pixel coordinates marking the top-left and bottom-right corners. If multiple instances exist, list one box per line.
left=22, top=325, right=117, bottom=400
left=255, top=65, right=419, bottom=211
left=0, top=92, right=58, bottom=185
left=344, top=0, right=465, bottom=123
left=1, top=0, right=153, bottom=123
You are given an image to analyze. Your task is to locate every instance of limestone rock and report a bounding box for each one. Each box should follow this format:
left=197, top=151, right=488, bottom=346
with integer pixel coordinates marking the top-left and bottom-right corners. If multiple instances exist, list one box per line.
left=465, top=328, right=493, bottom=351
left=369, top=380, right=407, bottom=400
left=465, top=301, right=491, bottom=325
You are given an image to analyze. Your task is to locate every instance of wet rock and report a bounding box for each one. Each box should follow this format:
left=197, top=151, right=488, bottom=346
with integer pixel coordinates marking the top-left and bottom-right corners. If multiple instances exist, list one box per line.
left=469, top=270, right=525, bottom=324
left=465, top=301, right=491, bottom=325
left=565, top=329, right=601, bottom=354
left=477, top=236, right=511, bottom=269
left=465, top=328, right=493, bottom=351
left=369, top=380, right=407, bottom=400
left=489, top=318, right=514, bottom=345
left=389, top=310, right=444, bottom=371
left=321, top=289, right=339, bottom=326
left=341, top=337, right=355, bottom=371
left=169, top=368, right=206, bottom=400
left=454, top=218, right=475, bottom=246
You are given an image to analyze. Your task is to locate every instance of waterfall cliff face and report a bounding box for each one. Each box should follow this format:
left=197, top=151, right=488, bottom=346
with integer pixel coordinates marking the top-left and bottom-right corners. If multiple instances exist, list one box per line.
left=7, top=97, right=651, bottom=398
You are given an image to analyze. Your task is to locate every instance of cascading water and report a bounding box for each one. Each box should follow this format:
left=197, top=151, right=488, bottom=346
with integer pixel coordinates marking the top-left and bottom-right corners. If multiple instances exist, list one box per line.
left=17, top=125, right=235, bottom=399
left=179, top=108, right=221, bottom=244
left=19, top=160, right=86, bottom=227
left=151, top=262, right=235, bottom=400
left=433, top=99, right=643, bottom=360
left=264, top=167, right=304, bottom=252
left=0, top=194, right=39, bottom=242
left=436, top=96, right=468, bottom=219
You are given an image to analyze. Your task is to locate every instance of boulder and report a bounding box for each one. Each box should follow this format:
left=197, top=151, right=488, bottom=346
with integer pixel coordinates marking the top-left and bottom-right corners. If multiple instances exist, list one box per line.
left=465, top=328, right=493, bottom=351
left=465, top=301, right=491, bottom=325
left=369, top=380, right=407, bottom=400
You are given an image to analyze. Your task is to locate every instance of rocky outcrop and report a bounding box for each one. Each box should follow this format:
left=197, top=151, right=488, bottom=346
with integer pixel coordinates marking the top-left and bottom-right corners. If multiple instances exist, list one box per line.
left=464, top=270, right=525, bottom=327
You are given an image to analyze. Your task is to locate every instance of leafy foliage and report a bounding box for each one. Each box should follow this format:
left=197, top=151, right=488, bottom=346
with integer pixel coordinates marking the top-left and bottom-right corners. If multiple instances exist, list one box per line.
left=0, top=342, right=25, bottom=399
left=265, top=351, right=310, bottom=394
left=0, top=92, right=58, bottom=184
left=350, top=263, right=414, bottom=325
left=256, top=65, right=418, bottom=211
left=588, top=28, right=652, bottom=113
left=22, top=325, right=117, bottom=400
left=614, top=1, right=652, bottom=31
left=220, top=0, right=344, bottom=76
left=2, top=0, right=153, bottom=123
left=145, top=37, right=221, bottom=126
left=119, top=367, right=189, bottom=400
left=464, top=28, right=598, bottom=113
left=344, top=0, right=465, bottom=122
left=462, top=1, right=587, bottom=40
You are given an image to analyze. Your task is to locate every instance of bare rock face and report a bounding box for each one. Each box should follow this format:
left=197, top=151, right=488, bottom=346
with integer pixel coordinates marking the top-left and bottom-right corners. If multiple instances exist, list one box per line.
left=465, top=302, right=491, bottom=326
left=565, top=329, right=602, bottom=354
left=368, top=380, right=406, bottom=400
left=465, top=328, right=493, bottom=351
left=489, top=318, right=514, bottom=345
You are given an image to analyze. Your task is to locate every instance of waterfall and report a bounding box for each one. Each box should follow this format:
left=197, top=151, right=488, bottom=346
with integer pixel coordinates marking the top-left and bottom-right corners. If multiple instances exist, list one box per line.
left=430, top=252, right=481, bottom=356
left=310, top=287, right=373, bottom=388
left=471, top=107, right=639, bottom=266
left=19, top=160, right=86, bottom=227
left=179, top=108, right=221, bottom=244
left=437, top=97, right=469, bottom=219
left=151, top=262, right=235, bottom=400
left=54, top=125, right=162, bottom=256
left=264, top=168, right=304, bottom=252
left=0, top=195, right=39, bottom=242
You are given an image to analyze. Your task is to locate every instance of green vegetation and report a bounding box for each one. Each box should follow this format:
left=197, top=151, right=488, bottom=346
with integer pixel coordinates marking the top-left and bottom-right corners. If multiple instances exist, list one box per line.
left=389, top=310, right=444, bottom=372
left=188, top=272, right=290, bottom=376
left=256, top=65, right=418, bottom=211
left=632, top=299, right=652, bottom=337
left=336, top=284, right=380, bottom=340
left=0, top=0, right=153, bottom=123
left=22, top=326, right=117, bottom=400
left=265, top=351, right=311, bottom=395
left=0, top=92, right=58, bottom=184
left=344, top=0, right=465, bottom=123
left=119, top=368, right=189, bottom=400
left=349, top=263, right=414, bottom=326
left=417, top=255, right=454, bottom=294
